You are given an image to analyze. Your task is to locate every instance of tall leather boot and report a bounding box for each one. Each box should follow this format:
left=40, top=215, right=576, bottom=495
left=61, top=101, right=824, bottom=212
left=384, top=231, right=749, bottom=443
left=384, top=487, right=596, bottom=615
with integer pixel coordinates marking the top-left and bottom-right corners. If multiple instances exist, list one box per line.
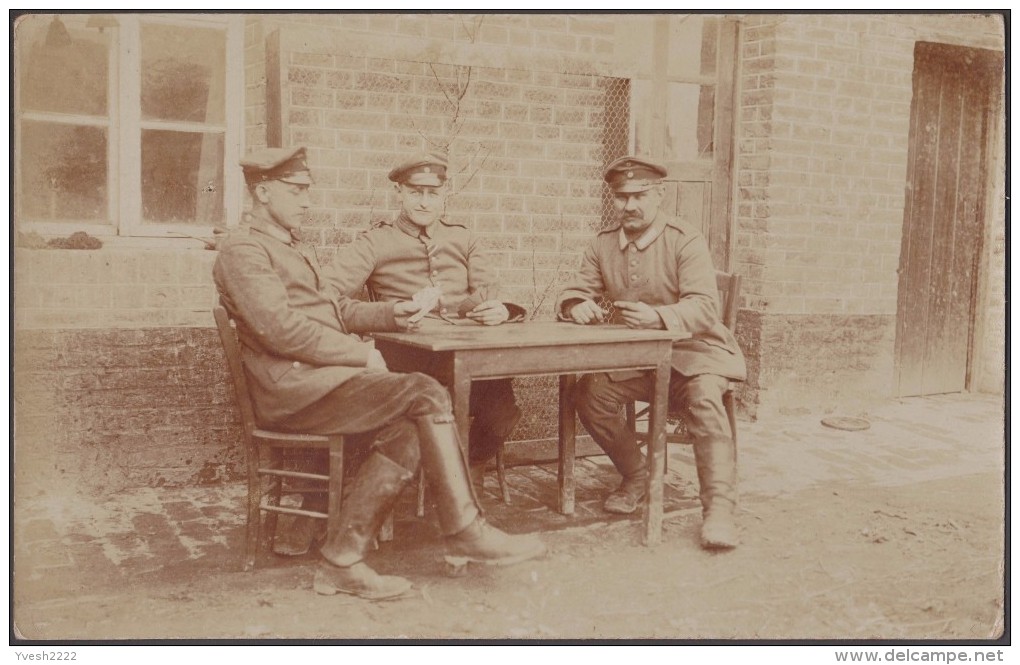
left=694, top=436, right=739, bottom=550
left=415, top=413, right=546, bottom=567
left=314, top=452, right=414, bottom=600
left=600, top=433, right=649, bottom=515
left=469, top=463, right=487, bottom=496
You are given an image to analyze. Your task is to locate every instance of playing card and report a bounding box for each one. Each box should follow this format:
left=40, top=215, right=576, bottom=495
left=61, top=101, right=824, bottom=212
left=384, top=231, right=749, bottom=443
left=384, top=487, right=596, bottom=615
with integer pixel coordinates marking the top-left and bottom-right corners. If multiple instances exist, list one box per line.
left=409, top=285, right=442, bottom=323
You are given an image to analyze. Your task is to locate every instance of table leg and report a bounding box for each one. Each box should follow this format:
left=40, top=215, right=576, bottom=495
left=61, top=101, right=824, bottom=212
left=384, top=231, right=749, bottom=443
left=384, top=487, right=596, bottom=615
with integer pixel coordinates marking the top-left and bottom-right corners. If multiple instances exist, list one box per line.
left=451, top=356, right=472, bottom=458
left=558, top=374, right=577, bottom=515
left=643, top=354, right=671, bottom=546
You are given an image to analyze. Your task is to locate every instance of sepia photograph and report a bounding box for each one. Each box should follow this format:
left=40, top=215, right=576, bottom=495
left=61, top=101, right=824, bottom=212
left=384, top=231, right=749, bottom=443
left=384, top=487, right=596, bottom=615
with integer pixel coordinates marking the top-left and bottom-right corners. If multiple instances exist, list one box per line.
left=10, top=10, right=1007, bottom=648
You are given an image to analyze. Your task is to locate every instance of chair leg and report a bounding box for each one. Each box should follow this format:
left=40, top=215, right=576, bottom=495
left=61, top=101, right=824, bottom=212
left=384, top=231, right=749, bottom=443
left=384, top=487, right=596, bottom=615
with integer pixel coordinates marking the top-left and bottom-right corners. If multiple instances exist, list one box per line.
left=416, top=467, right=426, bottom=518
left=496, top=444, right=511, bottom=504
left=261, top=475, right=281, bottom=564
left=326, top=440, right=345, bottom=550
left=244, top=463, right=262, bottom=572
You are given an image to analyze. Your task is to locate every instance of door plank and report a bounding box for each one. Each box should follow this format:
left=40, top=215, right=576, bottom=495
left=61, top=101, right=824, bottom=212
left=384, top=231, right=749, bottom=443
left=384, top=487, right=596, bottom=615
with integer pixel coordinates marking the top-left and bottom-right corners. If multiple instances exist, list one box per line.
left=896, top=56, right=942, bottom=395
left=922, top=61, right=965, bottom=394
left=950, top=79, right=992, bottom=389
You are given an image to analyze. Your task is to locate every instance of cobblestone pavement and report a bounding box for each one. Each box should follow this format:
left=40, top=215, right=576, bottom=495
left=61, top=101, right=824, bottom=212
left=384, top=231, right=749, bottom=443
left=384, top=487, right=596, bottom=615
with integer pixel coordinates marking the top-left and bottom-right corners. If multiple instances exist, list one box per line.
left=12, top=392, right=1005, bottom=638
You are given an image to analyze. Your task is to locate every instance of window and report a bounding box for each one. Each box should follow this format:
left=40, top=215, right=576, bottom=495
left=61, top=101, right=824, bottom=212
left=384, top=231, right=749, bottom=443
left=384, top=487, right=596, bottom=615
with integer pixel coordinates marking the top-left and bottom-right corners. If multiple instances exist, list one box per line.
left=630, top=15, right=719, bottom=161
left=15, top=14, right=243, bottom=241
left=620, top=14, right=737, bottom=264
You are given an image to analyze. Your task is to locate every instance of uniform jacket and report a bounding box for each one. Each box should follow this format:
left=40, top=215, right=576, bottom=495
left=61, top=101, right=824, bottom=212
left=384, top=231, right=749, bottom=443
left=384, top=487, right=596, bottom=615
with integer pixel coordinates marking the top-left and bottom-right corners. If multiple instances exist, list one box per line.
left=213, top=214, right=401, bottom=425
left=329, top=213, right=526, bottom=323
left=556, top=214, right=746, bottom=381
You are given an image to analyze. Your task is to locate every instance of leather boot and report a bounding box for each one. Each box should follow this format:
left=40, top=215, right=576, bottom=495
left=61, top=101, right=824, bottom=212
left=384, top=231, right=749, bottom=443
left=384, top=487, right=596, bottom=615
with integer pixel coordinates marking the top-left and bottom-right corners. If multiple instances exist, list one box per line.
left=415, top=413, right=546, bottom=567
left=469, top=463, right=486, bottom=496
left=599, top=432, right=649, bottom=515
left=694, top=436, right=739, bottom=550
left=314, top=452, right=414, bottom=600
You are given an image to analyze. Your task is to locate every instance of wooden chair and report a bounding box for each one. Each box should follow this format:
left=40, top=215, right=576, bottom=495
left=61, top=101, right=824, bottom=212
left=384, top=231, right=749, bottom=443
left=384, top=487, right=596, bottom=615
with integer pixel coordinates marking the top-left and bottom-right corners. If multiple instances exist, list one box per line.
left=213, top=304, right=393, bottom=571
left=627, top=271, right=742, bottom=466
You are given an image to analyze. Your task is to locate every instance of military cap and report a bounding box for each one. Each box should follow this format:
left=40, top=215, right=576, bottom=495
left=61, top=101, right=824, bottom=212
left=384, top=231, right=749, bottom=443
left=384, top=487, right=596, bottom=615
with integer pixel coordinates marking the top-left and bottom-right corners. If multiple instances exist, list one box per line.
left=388, top=152, right=448, bottom=187
left=603, top=155, right=668, bottom=193
left=240, top=146, right=313, bottom=186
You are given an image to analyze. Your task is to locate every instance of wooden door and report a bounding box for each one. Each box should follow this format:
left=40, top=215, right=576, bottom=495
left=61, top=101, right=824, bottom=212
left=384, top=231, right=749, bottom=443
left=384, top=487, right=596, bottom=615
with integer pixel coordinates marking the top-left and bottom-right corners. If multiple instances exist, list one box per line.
left=894, top=42, right=1002, bottom=397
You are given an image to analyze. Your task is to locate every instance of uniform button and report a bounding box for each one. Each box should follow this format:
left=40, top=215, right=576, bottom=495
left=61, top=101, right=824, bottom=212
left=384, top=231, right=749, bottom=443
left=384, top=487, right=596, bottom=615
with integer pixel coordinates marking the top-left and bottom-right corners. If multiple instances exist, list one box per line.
left=631, top=275, right=638, bottom=281
left=292, top=361, right=301, bottom=368
left=629, top=245, right=637, bottom=253
left=630, top=260, right=638, bottom=267
left=431, top=270, right=438, bottom=277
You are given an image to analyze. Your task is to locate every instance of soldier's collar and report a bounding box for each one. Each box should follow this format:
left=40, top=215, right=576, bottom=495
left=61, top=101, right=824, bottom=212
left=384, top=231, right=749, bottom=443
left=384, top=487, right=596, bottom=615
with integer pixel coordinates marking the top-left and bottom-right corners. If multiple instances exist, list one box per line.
left=246, top=212, right=295, bottom=246
left=395, top=211, right=439, bottom=239
left=618, top=213, right=667, bottom=251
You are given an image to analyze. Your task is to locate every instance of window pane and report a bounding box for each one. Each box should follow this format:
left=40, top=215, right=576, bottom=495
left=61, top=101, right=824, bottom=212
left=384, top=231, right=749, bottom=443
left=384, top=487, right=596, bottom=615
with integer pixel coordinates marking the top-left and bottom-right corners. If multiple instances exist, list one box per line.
left=141, top=129, right=224, bottom=225
left=700, top=17, right=719, bottom=77
left=665, top=83, right=715, bottom=161
left=17, top=15, right=109, bottom=116
left=20, top=120, right=108, bottom=222
left=141, top=23, right=226, bottom=124
left=666, top=15, right=718, bottom=79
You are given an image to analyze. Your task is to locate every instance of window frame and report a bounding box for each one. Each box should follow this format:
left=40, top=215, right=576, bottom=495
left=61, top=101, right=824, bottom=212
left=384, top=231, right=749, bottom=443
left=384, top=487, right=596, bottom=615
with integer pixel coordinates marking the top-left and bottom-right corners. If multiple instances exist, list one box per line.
left=15, top=13, right=244, bottom=243
left=626, top=14, right=739, bottom=271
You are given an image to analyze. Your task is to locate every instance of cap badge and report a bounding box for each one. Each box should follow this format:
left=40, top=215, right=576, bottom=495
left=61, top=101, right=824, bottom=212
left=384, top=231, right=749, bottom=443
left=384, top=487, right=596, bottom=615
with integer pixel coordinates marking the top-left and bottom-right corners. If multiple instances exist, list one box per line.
left=424, top=166, right=431, bottom=173
left=626, top=171, right=634, bottom=179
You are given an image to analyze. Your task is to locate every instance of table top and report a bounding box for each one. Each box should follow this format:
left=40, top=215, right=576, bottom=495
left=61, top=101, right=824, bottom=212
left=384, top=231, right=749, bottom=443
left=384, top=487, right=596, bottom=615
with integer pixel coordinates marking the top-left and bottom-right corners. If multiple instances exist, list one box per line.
left=371, top=320, right=688, bottom=352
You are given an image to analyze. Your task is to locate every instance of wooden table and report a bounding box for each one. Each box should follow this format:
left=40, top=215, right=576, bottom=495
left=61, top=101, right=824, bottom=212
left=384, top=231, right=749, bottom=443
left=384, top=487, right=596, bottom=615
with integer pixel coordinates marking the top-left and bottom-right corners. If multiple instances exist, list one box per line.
left=372, top=321, right=687, bottom=546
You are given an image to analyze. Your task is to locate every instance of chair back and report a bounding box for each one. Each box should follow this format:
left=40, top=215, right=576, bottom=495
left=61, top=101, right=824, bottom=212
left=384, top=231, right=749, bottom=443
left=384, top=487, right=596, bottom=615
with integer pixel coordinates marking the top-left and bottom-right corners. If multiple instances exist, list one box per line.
left=213, top=304, right=259, bottom=436
left=715, top=270, right=742, bottom=333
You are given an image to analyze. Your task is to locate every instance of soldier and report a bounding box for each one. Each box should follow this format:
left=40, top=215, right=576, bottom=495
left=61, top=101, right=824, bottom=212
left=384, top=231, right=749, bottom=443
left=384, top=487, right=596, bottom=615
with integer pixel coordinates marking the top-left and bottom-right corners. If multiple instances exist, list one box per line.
left=556, top=156, right=746, bottom=550
left=329, top=152, right=524, bottom=490
left=213, top=146, right=545, bottom=600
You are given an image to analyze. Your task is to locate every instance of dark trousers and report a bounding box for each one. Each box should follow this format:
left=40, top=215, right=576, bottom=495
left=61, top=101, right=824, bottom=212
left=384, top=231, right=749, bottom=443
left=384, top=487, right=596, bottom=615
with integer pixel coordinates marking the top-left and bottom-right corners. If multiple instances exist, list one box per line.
left=575, top=371, right=731, bottom=478
left=270, top=371, right=451, bottom=472
left=468, top=378, right=520, bottom=463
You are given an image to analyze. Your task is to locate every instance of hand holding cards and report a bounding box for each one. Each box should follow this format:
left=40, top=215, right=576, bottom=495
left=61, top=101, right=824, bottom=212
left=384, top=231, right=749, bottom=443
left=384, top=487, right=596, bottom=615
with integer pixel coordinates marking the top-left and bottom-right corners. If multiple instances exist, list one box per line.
left=409, top=285, right=443, bottom=323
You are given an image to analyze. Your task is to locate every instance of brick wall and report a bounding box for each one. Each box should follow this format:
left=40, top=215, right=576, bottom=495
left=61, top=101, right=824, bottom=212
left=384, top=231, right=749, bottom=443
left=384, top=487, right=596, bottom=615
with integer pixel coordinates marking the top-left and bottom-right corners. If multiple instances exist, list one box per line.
left=254, top=15, right=630, bottom=319
left=734, top=14, right=1005, bottom=414
left=14, top=327, right=242, bottom=496
left=14, top=248, right=219, bottom=330
left=13, top=248, right=231, bottom=492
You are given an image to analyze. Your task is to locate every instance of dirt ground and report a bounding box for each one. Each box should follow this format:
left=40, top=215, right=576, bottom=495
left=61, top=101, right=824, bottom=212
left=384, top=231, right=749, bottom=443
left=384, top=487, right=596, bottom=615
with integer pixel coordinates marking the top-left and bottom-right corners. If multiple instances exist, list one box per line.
left=12, top=394, right=1006, bottom=642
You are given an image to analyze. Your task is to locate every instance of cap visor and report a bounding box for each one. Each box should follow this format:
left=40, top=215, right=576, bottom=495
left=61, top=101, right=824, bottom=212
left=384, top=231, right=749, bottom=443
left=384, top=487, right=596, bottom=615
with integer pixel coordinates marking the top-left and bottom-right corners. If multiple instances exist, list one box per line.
left=612, top=182, right=654, bottom=194
left=404, top=174, right=445, bottom=187
left=279, top=173, right=314, bottom=185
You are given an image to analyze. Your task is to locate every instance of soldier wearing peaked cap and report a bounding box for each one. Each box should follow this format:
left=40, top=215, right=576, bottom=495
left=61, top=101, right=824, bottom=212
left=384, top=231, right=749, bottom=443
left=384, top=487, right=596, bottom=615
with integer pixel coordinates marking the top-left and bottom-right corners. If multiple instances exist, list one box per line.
left=240, top=146, right=315, bottom=186
left=386, top=152, right=449, bottom=187
left=329, top=152, right=526, bottom=492
left=213, top=147, right=545, bottom=600
left=556, top=155, right=746, bottom=550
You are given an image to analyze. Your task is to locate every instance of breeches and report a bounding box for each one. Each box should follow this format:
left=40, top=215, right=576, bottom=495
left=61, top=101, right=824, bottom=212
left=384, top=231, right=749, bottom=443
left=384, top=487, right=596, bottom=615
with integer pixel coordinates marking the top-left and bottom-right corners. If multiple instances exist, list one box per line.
left=269, top=371, right=452, bottom=471
left=575, top=371, right=732, bottom=448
